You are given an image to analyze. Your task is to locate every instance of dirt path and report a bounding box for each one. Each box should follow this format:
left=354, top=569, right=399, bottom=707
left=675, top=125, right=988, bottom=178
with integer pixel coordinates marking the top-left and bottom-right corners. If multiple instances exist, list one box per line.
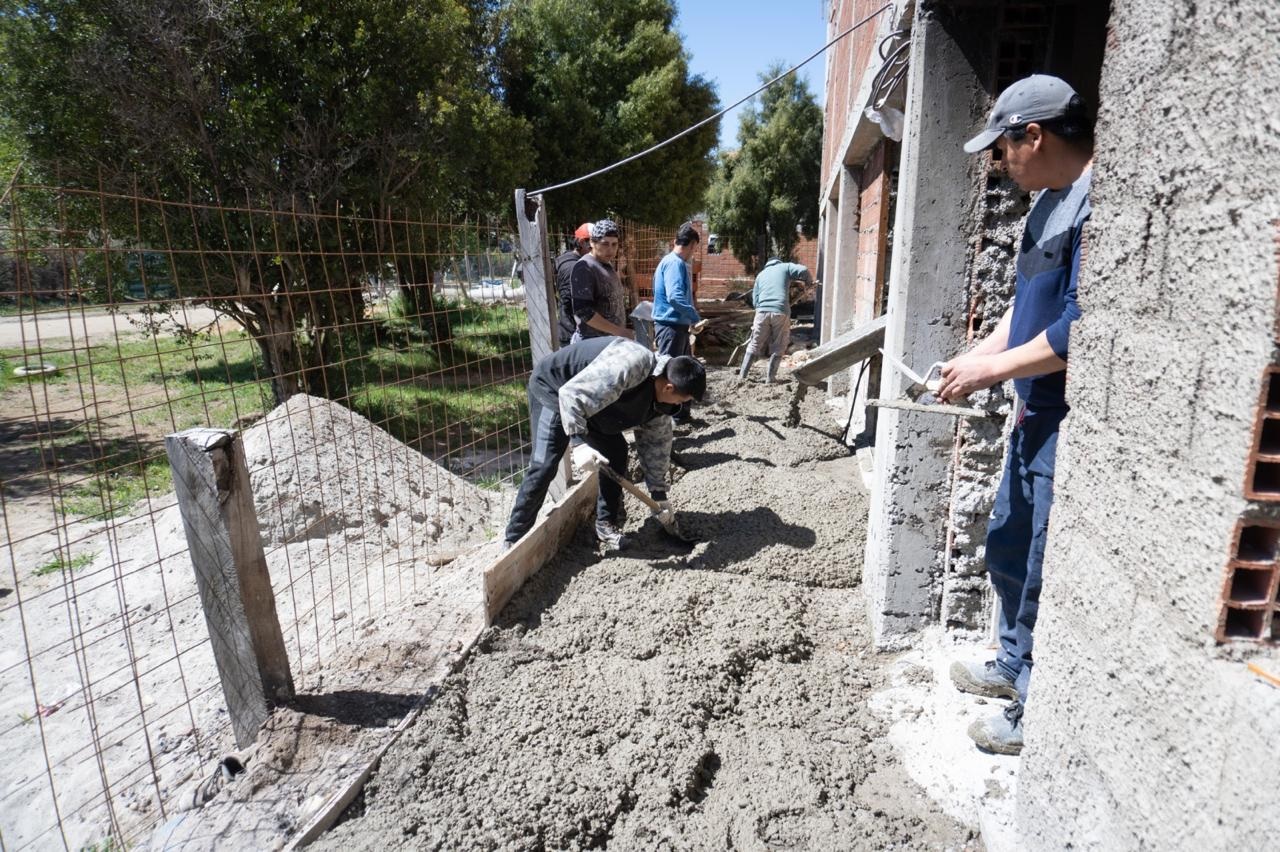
left=0, top=305, right=220, bottom=348
left=316, top=372, right=977, bottom=850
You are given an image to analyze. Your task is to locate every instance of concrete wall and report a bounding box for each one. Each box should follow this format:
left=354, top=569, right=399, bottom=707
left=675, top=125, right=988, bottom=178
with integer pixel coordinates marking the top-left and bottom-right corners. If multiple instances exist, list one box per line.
left=863, top=6, right=981, bottom=647
left=1019, top=0, right=1280, bottom=846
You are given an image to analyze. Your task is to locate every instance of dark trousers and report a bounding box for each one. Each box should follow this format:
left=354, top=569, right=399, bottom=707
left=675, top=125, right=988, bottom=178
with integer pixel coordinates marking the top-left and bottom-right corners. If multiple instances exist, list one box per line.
left=986, top=406, right=1065, bottom=703
left=654, top=321, right=691, bottom=422
left=503, top=389, right=629, bottom=545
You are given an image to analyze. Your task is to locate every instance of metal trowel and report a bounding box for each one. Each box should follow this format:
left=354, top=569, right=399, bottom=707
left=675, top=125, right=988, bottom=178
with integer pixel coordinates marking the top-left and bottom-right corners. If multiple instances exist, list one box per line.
left=879, top=348, right=944, bottom=403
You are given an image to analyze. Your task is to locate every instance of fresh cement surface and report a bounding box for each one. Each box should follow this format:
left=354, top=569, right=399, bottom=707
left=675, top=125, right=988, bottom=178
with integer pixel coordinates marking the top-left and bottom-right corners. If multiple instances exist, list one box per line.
left=317, top=371, right=978, bottom=850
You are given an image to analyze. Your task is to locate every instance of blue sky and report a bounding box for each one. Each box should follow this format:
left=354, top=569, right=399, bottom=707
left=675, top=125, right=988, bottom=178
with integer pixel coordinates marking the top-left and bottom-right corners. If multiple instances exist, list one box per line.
left=674, top=1, right=829, bottom=150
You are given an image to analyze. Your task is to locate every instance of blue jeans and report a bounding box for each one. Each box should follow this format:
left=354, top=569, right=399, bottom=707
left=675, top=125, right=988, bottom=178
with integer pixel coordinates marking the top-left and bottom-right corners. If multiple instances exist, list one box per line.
left=987, top=405, right=1066, bottom=703
left=654, top=321, right=692, bottom=422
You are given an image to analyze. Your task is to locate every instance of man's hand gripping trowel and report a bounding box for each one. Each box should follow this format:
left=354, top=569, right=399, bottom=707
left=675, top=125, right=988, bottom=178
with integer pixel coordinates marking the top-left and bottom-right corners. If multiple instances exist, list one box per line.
left=879, top=348, right=944, bottom=404
left=868, top=349, right=996, bottom=419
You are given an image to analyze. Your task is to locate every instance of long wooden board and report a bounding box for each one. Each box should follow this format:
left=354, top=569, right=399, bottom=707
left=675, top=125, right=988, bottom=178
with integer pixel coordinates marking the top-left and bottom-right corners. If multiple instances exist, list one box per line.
left=482, top=471, right=598, bottom=625
left=791, top=314, right=888, bottom=386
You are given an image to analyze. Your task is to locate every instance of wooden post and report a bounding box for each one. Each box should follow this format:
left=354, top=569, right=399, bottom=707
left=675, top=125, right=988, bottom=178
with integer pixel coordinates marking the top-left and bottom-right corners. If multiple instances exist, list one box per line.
left=166, top=428, right=294, bottom=748
left=514, top=189, right=572, bottom=498
left=514, top=189, right=558, bottom=365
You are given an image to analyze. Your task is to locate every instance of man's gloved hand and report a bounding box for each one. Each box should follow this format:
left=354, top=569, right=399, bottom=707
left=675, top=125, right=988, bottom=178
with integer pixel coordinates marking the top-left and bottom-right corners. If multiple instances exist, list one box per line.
left=691, top=319, right=709, bottom=335
left=654, top=498, right=676, bottom=528
left=571, top=443, right=608, bottom=477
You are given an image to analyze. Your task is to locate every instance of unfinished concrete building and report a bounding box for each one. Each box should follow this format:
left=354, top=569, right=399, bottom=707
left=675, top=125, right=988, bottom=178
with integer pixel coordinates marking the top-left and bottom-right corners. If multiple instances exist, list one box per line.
left=819, top=0, right=1278, bottom=844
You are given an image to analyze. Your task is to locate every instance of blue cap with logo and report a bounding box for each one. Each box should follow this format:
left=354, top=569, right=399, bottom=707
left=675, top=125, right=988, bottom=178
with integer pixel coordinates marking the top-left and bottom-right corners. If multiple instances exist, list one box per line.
left=963, top=74, right=1080, bottom=154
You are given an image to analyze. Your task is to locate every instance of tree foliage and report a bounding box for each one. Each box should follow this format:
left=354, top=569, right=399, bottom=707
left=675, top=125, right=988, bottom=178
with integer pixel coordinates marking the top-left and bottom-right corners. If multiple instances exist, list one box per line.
left=705, top=65, right=822, bottom=272
left=0, top=0, right=531, bottom=401
left=496, top=0, right=719, bottom=229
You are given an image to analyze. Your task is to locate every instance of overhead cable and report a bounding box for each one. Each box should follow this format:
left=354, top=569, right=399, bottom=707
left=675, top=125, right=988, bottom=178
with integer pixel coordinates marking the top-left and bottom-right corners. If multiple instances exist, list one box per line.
left=529, top=2, right=895, bottom=197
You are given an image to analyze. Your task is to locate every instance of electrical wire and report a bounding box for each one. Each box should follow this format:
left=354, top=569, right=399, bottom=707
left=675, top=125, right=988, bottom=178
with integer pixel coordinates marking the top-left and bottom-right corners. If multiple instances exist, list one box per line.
left=529, top=2, right=895, bottom=197
left=868, top=29, right=911, bottom=110
left=840, top=357, right=872, bottom=446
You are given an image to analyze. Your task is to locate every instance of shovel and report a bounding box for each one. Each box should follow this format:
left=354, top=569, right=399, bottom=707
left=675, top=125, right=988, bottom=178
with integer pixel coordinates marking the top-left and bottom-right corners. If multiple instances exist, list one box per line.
left=596, top=465, right=699, bottom=543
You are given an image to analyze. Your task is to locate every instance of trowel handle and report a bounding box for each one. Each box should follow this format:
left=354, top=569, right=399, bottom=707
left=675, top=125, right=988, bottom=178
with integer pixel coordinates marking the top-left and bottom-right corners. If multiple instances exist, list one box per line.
left=923, top=361, right=945, bottom=392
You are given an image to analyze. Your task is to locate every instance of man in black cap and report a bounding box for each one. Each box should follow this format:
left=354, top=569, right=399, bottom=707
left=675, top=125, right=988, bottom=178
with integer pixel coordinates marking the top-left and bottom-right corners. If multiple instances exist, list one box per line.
left=503, top=337, right=705, bottom=552
left=936, top=74, right=1094, bottom=755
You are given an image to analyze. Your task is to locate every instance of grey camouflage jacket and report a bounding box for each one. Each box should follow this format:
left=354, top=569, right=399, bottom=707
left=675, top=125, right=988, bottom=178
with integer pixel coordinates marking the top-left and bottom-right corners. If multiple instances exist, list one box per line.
left=558, top=340, right=673, bottom=493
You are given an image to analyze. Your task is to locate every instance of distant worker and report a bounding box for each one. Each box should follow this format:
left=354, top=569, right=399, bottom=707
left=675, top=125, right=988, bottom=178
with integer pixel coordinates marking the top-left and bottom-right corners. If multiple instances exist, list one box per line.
left=738, top=257, right=812, bottom=384
left=503, top=337, right=706, bottom=552
left=937, top=75, right=1093, bottom=756
left=570, top=219, right=632, bottom=343
left=555, top=222, right=592, bottom=346
left=652, top=221, right=704, bottom=424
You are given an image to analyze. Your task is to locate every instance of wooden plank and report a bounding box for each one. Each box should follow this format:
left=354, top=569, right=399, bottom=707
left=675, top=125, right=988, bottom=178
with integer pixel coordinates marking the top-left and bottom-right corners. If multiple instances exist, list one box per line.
left=791, top=313, right=888, bottom=386
left=866, top=397, right=998, bottom=419
left=514, top=188, right=571, bottom=499
left=514, top=189, right=558, bottom=366
left=166, top=428, right=294, bottom=748
left=482, top=471, right=597, bottom=624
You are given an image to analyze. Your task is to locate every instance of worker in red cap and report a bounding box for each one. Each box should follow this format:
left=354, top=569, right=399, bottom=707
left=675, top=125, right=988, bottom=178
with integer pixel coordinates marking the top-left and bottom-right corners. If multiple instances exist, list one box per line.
left=554, top=223, right=593, bottom=346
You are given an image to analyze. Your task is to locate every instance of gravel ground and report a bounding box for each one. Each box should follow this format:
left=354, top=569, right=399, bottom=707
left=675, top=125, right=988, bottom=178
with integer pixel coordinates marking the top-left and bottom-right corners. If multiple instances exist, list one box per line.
left=317, top=370, right=978, bottom=851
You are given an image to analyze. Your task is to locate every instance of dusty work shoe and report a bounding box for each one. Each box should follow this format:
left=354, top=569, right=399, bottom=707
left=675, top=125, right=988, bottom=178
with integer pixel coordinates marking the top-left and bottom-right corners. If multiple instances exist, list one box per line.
left=967, top=700, right=1024, bottom=755
left=949, top=660, right=1018, bottom=699
left=594, top=520, right=629, bottom=552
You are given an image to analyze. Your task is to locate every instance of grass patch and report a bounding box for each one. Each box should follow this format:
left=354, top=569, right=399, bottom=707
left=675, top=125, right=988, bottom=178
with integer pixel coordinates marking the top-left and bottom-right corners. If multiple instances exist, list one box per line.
left=352, top=378, right=528, bottom=455
left=59, top=446, right=173, bottom=521
left=34, top=551, right=96, bottom=577
left=475, top=470, right=524, bottom=491
left=4, top=301, right=532, bottom=518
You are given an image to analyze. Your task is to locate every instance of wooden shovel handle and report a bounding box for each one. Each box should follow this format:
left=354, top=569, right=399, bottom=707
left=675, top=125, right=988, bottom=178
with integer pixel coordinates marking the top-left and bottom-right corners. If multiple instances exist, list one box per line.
left=596, top=465, right=662, bottom=512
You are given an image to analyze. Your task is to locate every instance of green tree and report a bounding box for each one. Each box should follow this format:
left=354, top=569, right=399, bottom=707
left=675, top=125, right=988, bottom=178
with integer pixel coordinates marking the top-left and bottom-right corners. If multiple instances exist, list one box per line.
left=706, top=65, right=822, bottom=272
left=497, top=0, right=719, bottom=229
left=0, top=0, right=531, bottom=402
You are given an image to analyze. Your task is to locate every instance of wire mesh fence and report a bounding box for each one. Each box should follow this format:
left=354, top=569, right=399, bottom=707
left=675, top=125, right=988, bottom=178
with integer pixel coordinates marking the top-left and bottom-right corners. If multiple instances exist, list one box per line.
left=0, top=180, right=532, bottom=849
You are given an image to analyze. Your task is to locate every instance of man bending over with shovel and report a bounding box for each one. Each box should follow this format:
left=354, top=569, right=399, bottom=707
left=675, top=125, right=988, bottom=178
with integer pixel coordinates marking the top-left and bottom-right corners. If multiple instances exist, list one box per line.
left=503, top=337, right=706, bottom=552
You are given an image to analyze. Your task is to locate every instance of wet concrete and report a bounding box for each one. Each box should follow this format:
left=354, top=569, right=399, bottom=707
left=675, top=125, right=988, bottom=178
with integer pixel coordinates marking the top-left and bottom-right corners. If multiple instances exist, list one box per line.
left=316, top=371, right=976, bottom=850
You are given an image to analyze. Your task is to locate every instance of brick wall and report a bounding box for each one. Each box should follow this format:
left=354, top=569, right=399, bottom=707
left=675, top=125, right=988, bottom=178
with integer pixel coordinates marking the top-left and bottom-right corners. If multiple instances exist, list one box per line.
left=624, top=220, right=818, bottom=302
left=822, top=0, right=888, bottom=193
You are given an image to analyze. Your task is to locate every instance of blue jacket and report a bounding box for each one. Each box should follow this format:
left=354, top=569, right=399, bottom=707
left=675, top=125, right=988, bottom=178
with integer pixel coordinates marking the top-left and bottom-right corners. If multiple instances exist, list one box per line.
left=652, top=251, right=700, bottom=326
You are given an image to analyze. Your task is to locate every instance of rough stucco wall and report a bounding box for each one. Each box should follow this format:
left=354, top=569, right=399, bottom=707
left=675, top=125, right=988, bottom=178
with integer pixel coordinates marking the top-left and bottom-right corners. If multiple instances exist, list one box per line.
left=942, top=173, right=1025, bottom=632
left=1019, top=1, right=1280, bottom=847
left=864, top=5, right=980, bottom=647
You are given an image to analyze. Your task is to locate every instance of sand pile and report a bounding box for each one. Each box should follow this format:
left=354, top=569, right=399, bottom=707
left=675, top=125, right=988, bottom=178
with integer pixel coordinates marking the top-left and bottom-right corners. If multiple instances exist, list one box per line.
left=242, top=395, right=497, bottom=552
left=317, top=372, right=974, bottom=850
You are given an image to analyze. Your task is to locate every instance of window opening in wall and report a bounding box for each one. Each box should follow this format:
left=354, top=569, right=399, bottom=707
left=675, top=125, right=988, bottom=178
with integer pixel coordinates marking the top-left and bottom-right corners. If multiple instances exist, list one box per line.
left=878, top=144, right=900, bottom=317
left=994, top=2, right=1050, bottom=92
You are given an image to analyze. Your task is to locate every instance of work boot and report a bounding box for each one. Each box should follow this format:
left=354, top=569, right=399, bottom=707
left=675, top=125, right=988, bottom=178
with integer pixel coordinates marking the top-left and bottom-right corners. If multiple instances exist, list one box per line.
left=949, top=660, right=1018, bottom=699
left=594, top=520, right=628, bottom=552
left=967, top=699, right=1024, bottom=755
left=737, top=354, right=755, bottom=384
left=766, top=354, right=781, bottom=383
